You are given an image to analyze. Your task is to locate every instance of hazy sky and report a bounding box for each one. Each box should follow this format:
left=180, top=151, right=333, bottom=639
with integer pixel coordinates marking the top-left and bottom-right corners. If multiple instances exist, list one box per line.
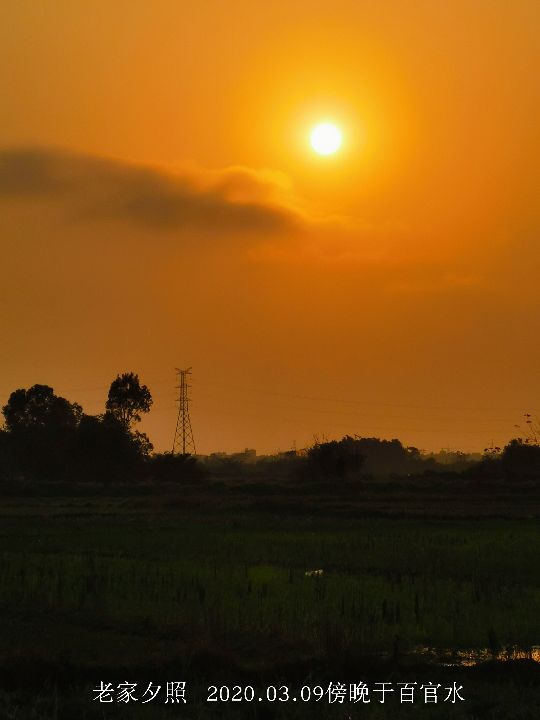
left=1, top=0, right=539, bottom=453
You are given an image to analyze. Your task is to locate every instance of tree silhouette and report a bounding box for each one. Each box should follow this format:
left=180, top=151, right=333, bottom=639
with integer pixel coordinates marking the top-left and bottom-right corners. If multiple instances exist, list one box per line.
left=2, top=384, right=82, bottom=432
left=1, top=385, right=82, bottom=481
left=72, top=413, right=151, bottom=482
left=105, top=372, right=152, bottom=429
left=306, top=435, right=365, bottom=480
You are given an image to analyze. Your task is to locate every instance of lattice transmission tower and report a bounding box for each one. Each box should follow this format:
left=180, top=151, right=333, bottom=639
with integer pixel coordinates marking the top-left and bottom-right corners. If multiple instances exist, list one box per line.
left=172, top=367, right=196, bottom=455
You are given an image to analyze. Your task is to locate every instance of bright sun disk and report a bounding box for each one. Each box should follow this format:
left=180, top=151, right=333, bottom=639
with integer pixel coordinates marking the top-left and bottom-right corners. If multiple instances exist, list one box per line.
left=310, top=122, right=342, bottom=155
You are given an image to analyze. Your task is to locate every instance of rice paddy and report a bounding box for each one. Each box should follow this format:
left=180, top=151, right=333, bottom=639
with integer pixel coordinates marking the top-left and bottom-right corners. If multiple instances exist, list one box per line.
left=1, top=493, right=539, bottom=718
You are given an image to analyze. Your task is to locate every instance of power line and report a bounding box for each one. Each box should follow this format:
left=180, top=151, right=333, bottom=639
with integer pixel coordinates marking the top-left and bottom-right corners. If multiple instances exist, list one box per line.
left=198, top=379, right=540, bottom=414
left=0, top=375, right=537, bottom=415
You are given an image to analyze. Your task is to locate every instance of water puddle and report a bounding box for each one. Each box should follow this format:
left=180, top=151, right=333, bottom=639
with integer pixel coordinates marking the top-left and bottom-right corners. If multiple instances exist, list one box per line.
left=414, top=645, right=540, bottom=666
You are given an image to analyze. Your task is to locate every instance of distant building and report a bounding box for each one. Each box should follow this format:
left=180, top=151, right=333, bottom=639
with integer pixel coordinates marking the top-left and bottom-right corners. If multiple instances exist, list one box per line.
left=230, top=448, right=257, bottom=463
left=198, top=449, right=257, bottom=465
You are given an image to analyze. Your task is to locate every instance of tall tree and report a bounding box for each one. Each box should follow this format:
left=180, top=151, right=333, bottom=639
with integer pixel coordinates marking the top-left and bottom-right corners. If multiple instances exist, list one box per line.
left=105, top=372, right=152, bottom=429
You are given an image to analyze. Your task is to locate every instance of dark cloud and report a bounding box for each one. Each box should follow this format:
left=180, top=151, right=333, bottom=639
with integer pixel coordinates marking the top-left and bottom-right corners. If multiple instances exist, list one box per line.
left=0, top=147, right=301, bottom=235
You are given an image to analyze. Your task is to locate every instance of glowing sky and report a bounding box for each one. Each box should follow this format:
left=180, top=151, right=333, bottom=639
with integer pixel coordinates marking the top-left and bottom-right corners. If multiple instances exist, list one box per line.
left=1, top=1, right=539, bottom=453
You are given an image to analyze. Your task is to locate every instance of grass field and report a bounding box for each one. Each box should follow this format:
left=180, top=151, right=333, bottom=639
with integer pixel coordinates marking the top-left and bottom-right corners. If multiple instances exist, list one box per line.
left=1, top=486, right=539, bottom=718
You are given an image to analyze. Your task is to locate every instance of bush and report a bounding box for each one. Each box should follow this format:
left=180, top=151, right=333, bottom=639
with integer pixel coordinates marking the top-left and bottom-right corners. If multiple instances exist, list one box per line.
left=148, top=453, right=207, bottom=483
left=303, top=436, right=365, bottom=480
left=502, top=439, right=540, bottom=480
left=71, top=414, right=148, bottom=482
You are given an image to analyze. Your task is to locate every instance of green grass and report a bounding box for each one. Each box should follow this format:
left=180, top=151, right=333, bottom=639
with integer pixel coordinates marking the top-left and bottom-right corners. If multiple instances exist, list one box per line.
left=0, top=496, right=539, bottom=717
left=1, top=509, right=539, bottom=661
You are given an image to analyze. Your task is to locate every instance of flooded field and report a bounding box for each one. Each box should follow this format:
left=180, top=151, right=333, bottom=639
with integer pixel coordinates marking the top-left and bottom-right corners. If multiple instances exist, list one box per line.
left=0, top=493, right=539, bottom=717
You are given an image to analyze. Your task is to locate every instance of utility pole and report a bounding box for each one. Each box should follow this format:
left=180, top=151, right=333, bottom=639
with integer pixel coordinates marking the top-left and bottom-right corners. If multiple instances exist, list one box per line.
left=172, top=367, right=196, bottom=455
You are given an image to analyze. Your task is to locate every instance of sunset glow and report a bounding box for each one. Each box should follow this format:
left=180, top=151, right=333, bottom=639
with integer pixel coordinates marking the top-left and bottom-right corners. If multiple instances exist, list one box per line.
left=0, top=1, right=539, bottom=455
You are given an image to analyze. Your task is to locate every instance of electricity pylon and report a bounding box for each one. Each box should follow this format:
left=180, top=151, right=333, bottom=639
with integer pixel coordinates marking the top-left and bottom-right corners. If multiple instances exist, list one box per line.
left=172, top=367, right=196, bottom=455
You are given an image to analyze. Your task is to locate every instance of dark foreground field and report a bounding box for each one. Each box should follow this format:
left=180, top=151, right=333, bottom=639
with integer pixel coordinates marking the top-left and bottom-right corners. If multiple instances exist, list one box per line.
left=1, top=478, right=539, bottom=719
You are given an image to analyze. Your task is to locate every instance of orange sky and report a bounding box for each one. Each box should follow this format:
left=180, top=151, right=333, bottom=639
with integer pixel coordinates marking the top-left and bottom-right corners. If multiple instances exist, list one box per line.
left=1, top=0, right=539, bottom=453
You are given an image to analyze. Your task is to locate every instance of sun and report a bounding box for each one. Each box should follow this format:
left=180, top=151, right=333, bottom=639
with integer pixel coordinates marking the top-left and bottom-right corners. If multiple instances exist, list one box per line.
left=310, top=122, right=343, bottom=156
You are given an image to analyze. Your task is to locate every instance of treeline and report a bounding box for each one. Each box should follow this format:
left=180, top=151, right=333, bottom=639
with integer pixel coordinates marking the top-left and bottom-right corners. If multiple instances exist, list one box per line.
left=1, top=373, right=539, bottom=484
left=206, top=434, right=540, bottom=483
left=300, top=435, right=540, bottom=482
left=0, top=373, right=201, bottom=483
